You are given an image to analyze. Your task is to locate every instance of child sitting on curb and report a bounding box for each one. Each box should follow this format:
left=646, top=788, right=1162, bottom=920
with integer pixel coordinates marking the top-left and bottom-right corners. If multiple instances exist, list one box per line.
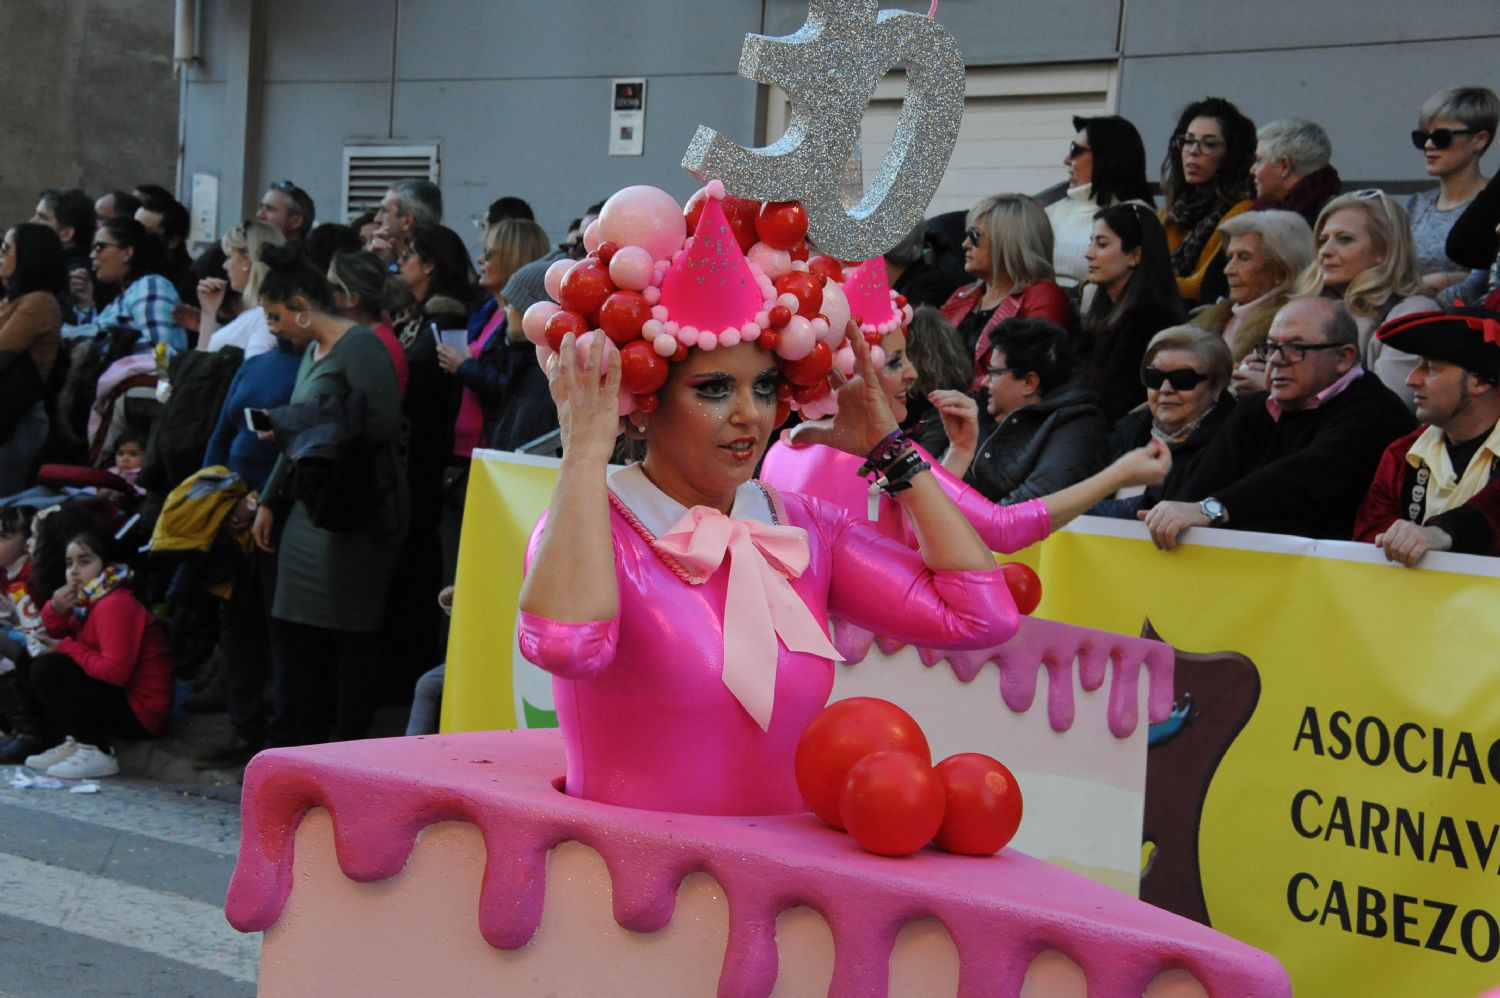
left=25, top=528, right=174, bottom=778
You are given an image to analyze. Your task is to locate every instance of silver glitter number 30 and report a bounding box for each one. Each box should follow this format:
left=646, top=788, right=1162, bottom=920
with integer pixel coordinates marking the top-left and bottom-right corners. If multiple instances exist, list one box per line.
left=683, top=0, right=965, bottom=261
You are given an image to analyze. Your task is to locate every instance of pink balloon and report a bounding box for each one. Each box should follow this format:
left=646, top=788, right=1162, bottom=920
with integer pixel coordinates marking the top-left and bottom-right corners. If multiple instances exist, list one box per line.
left=819, top=281, right=851, bottom=340
left=748, top=242, right=793, bottom=280
left=777, top=315, right=815, bottom=361
left=870, top=345, right=886, bottom=369
left=583, top=220, right=603, bottom=254
left=598, top=186, right=687, bottom=262
left=522, top=301, right=560, bottom=346
left=544, top=259, right=573, bottom=302
left=835, top=345, right=855, bottom=378
left=608, top=245, right=656, bottom=291
left=572, top=331, right=621, bottom=376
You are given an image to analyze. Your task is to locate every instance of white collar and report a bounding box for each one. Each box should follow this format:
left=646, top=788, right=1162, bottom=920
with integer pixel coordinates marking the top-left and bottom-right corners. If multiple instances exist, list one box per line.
left=607, top=463, right=775, bottom=537
left=1066, top=183, right=1096, bottom=204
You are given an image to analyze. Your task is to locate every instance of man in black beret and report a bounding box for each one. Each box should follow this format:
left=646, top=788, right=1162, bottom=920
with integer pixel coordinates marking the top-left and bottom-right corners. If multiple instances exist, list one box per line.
left=1354, top=306, right=1500, bottom=564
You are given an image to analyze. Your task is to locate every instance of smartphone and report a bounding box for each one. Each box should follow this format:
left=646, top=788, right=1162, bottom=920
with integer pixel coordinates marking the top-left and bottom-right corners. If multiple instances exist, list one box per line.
left=244, top=408, right=274, bottom=432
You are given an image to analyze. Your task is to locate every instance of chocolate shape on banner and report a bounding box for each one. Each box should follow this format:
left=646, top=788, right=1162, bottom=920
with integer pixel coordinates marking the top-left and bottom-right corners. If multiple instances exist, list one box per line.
left=682, top=0, right=965, bottom=261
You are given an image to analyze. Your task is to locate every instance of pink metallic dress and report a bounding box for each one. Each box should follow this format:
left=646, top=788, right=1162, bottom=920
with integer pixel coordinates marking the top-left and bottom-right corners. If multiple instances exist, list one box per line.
left=517, top=465, right=1019, bottom=817
left=759, top=436, right=1052, bottom=552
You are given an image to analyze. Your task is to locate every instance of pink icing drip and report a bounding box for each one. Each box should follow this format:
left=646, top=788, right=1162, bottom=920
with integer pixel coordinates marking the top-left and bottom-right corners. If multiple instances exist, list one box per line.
left=832, top=616, right=1175, bottom=738
left=226, top=732, right=1290, bottom=998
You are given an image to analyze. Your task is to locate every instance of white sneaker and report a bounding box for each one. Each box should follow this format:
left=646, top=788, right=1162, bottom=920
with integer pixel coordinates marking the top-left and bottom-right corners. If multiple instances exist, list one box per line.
left=24, top=737, right=78, bottom=770
left=46, top=743, right=119, bottom=779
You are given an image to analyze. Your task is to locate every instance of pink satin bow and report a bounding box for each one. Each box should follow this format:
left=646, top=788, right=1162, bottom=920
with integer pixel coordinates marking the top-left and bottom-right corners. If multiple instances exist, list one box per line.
left=655, top=505, right=843, bottom=731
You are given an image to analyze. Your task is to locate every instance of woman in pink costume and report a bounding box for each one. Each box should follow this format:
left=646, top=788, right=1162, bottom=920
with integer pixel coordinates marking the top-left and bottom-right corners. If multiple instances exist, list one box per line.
left=762, top=258, right=1171, bottom=551
left=517, top=186, right=1024, bottom=817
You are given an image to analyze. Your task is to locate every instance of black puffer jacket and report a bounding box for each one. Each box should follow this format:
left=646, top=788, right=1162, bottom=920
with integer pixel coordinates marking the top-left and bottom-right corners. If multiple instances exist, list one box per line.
left=964, top=378, right=1108, bottom=505
left=1088, top=392, right=1237, bottom=518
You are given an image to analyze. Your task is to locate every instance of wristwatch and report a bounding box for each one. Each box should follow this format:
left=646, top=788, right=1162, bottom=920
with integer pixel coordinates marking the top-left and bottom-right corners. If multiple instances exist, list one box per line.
left=1199, top=497, right=1228, bottom=526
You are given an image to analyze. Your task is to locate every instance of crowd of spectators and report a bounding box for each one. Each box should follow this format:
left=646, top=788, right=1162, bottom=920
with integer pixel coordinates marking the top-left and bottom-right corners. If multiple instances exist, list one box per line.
left=1, top=84, right=1498, bottom=778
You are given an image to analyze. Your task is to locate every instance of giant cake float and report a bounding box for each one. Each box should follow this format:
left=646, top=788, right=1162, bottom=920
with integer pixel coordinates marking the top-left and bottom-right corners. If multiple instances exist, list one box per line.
left=226, top=4, right=1292, bottom=994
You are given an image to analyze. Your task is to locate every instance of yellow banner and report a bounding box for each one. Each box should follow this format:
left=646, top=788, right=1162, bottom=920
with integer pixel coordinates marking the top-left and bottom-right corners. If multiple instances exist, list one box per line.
left=446, top=452, right=1500, bottom=997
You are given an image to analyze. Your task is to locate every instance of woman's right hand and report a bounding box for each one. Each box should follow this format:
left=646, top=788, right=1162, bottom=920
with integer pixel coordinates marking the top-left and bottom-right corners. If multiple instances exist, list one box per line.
left=1111, top=438, right=1173, bottom=488
left=1231, top=358, right=1267, bottom=397
left=252, top=506, right=276, bottom=553
left=69, top=269, right=93, bottom=309
left=197, top=277, right=228, bottom=315
left=549, top=333, right=622, bottom=462
left=929, top=388, right=979, bottom=477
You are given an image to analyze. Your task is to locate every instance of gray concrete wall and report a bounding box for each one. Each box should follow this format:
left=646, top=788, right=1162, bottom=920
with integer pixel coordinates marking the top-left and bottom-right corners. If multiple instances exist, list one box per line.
left=179, top=0, right=1500, bottom=250
left=0, top=0, right=179, bottom=228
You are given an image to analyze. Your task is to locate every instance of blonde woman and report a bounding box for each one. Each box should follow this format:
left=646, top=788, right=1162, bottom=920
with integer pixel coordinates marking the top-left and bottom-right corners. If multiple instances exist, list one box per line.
left=1293, top=190, right=1438, bottom=407
left=196, top=219, right=287, bottom=356
left=939, top=193, right=1076, bottom=385
left=1407, top=86, right=1498, bottom=292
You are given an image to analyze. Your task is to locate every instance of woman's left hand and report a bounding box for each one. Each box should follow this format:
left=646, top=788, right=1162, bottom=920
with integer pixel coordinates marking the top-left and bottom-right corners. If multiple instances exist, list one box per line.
left=436, top=342, right=470, bottom=374
left=791, top=320, right=899, bottom=457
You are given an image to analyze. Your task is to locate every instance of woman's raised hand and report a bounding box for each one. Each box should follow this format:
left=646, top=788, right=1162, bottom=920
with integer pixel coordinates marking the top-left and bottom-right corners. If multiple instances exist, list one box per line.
left=794, top=321, right=899, bottom=457
left=197, top=277, right=227, bottom=314
left=929, top=389, right=979, bottom=453
left=549, top=332, right=621, bottom=461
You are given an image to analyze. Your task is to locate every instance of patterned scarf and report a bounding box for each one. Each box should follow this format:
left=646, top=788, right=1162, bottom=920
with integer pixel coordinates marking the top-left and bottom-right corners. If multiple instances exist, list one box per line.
left=74, top=564, right=132, bottom=621
left=1164, top=185, right=1239, bottom=279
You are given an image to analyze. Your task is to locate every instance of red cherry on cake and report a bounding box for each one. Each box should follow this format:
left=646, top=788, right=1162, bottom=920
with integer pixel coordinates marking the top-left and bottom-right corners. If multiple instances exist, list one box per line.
left=932, top=753, right=1024, bottom=856
left=1000, top=563, right=1042, bottom=615
left=795, top=697, right=931, bottom=829
left=543, top=309, right=589, bottom=353
left=557, top=259, right=616, bottom=324
left=619, top=340, right=670, bottom=395
left=782, top=341, right=832, bottom=387
left=598, top=290, right=651, bottom=345
left=839, top=750, right=946, bottom=857
left=756, top=200, right=809, bottom=250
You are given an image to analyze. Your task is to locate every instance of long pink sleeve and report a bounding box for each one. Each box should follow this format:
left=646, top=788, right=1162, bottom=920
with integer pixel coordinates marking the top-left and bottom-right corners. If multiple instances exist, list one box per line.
left=806, top=495, right=1020, bottom=652
left=760, top=438, right=1051, bottom=553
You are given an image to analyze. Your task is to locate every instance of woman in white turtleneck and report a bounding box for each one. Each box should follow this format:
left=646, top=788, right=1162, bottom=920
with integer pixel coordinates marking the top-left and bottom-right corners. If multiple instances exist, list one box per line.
left=1047, top=115, right=1155, bottom=288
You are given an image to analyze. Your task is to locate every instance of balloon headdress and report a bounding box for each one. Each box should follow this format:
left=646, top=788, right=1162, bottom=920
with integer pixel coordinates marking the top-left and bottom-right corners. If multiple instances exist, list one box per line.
left=521, top=181, right=856, bottom=421
left=820, top=256, right=916, bottom=382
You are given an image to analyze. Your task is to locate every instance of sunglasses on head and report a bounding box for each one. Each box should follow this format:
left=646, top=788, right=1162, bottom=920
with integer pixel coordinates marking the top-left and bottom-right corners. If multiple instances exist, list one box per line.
left=1144, top=367, right=1209, bottom=391
left=1411, top=127, right=1478, bottom=150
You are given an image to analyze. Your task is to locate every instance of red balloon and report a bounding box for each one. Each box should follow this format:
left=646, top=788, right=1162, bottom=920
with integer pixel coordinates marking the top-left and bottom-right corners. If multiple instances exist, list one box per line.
left=619, top=340, right=670, bottom=395
left=597, top=241, right=618, bottom=265
left=543, top=310, right=589, bottom=353
left=774, top=271, right=823, bottom=319
left=795, top=696, right=931, bottom=829
left=863, top=330, right=882, bottom=347
left=671, top=341, right=689, bottom=363
left=775, top=381, right=793, bottom=400
left=756, top=200, right=809, bottom=250
left=783, top=340, right=832, bottom=387
left=791, top=378, right=829, bottom=405
left=807, top=255, right=844, bottom=284
left=768, top=304, right=792, bottom=328
left=1000, top=563, right=1042, bottom=615
left=932, top=754, right=1023, bottom=856
left=788, top=239, right=810, bottom=263
left=840, top=751, right=946, bottom=857
left=635, top=392, right=660, bottom=414
left=598, top=290, right=651, bottom=345
left=557, top=259, right=616, bottom=324
left=758, top=329, right=781, bottom=353
left=774, top=399, right=792, bottom=426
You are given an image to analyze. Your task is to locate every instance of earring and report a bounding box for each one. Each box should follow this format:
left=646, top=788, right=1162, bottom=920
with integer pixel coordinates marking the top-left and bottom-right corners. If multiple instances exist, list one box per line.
left=295, top=312, right=312, bottom=330
left=626, top=419, right=647, bottom=440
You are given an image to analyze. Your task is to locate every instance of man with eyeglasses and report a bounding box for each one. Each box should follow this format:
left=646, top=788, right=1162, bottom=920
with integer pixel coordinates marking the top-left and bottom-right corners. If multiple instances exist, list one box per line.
left=1354, top=307, right=1500, bottom=565
left=1140, top=296, right=1414, bottom=549
left=257, top=180, right=315, bottom=243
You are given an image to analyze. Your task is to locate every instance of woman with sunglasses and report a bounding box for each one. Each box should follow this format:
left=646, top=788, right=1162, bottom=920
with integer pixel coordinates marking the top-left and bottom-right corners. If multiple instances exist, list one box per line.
left=66, top=217, right=187, bottom=354
left=1158, top=97, right=1258, bottom=308
left=1078, top=202, right=1186, bottom=422
left=1406, top=86, right=1498, bottom=294
left=1091, top=326, right=1236, bottom=519
left=938, top=193, right=1075, bottom=388
left=1293, top=191, right=1438, bottom=407
left=1047, top=115, right=1153, bottom=288
left=0, top=224, right=67, bottom=494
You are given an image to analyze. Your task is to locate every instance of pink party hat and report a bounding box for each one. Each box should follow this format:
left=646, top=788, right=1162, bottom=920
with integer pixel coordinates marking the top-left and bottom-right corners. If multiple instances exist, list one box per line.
left=658, top=195, right=770, bottom=349
left=840, top=257, right=909, bottom=336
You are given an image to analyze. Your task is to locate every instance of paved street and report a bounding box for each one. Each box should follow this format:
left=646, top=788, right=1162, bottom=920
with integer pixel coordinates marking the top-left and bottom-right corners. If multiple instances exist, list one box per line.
left=0, top=768, right=257, bottom=997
